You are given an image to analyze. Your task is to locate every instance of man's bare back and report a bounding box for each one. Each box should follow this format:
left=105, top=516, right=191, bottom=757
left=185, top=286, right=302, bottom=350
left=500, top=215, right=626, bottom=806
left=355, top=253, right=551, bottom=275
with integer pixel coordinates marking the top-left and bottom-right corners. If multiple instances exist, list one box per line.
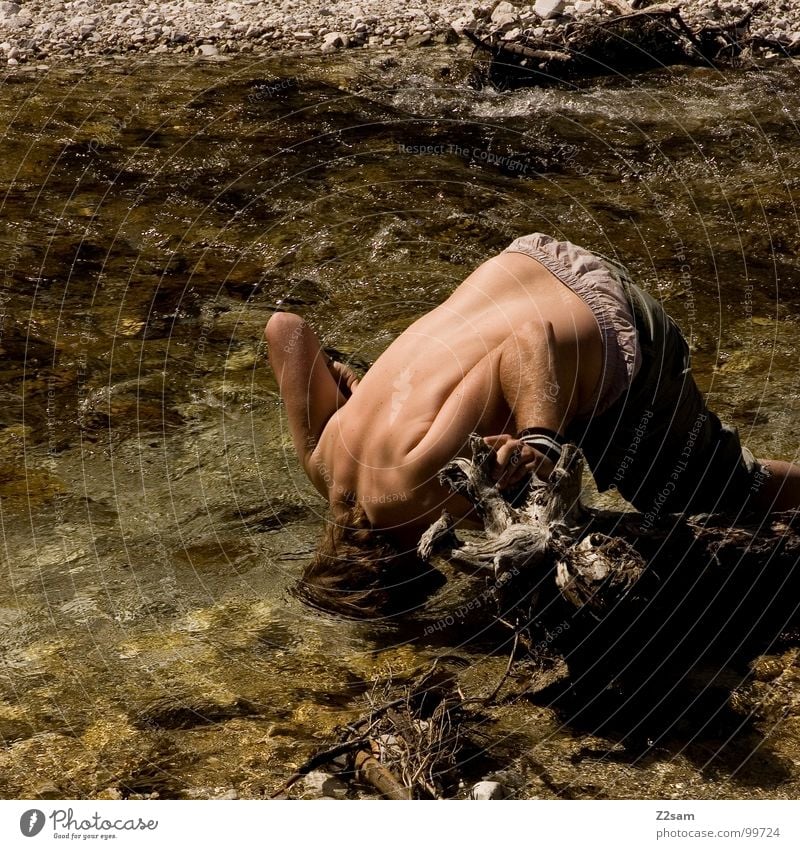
left=268, top=232, right=800, bottom=618
left=267, top=250, right=604, bottom=538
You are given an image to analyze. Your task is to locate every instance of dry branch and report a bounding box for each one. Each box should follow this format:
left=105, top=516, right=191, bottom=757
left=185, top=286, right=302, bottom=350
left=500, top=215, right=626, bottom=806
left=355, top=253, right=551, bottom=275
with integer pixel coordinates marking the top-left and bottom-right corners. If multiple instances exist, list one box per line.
left=354, top=751, right=411, bottom=800
left=465, top=1, right=770, bottom=89
left=276, top=660, right=476, bottom=800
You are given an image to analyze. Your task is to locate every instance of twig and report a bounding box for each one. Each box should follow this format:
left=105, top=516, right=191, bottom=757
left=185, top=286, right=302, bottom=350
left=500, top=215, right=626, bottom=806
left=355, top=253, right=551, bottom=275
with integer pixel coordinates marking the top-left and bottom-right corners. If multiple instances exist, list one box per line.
left=498, top=616, right=535, bottom=653
left=464, top=29, right=572, bottom=64
left=667, top=11, right=706, bottom=60
left=357, top=695, right=406, bottom=724
left=483, top=630, right=520, bottom=705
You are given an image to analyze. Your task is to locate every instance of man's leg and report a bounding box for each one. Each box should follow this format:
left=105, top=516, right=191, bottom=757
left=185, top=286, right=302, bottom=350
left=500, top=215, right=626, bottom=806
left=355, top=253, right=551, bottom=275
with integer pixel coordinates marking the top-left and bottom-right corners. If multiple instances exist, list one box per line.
left=569, top=278, right=790, bottom=517
left=752, top=459, right=800, bottom=511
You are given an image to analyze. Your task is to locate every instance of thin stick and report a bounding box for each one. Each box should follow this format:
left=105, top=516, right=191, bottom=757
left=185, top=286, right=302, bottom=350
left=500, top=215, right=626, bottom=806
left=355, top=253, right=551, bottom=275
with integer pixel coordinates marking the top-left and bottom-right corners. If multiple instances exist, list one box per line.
left=498, top=617, right=534, bottom=653
left=483, top=630, right=520, bottom=704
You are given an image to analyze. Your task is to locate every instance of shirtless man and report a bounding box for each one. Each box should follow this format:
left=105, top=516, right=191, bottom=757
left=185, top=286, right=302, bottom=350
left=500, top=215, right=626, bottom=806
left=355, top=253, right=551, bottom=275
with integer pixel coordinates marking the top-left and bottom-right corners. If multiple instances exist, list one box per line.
left=266, top=233, right=800, bottom=617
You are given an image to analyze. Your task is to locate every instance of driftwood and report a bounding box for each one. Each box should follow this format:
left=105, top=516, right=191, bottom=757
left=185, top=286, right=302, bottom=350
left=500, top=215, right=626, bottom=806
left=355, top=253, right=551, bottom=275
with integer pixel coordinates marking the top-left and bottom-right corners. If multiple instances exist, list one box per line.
left=464, top=1, right=789, bottom=89
left=354, top=751, right=412, bottom=800
left=418, top=435, right=800, bottom=714
left=419, top=434, right=800, bottom=602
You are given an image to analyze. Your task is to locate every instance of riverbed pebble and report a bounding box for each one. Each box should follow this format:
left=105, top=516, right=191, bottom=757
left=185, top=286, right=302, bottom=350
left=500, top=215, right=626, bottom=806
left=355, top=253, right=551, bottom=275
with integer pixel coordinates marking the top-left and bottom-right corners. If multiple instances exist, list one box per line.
left=0, top=1, right=798, bottom=64
left=299, top=770, right=349, bottom=799
left=534, top=0, right=566, bottom=20
left=470, top=780, right=507, bottom=799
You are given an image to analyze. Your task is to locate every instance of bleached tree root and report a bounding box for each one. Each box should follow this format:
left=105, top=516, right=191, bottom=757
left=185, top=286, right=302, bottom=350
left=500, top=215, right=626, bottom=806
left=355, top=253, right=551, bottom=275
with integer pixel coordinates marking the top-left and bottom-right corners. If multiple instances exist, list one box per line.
left=419, top=434, right=800, bottom=699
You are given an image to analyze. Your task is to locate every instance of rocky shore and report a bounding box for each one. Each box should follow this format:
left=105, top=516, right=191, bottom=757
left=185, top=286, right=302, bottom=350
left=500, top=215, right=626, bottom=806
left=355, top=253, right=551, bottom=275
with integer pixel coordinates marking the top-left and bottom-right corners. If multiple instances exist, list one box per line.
left=0, top=0, right=798, bottom=67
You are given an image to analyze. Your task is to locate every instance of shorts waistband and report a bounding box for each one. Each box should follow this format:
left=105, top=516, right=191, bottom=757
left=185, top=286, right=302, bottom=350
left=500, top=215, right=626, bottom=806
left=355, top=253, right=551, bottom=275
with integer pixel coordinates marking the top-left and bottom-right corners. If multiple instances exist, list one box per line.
left=502, top=232, right=642, bottom=417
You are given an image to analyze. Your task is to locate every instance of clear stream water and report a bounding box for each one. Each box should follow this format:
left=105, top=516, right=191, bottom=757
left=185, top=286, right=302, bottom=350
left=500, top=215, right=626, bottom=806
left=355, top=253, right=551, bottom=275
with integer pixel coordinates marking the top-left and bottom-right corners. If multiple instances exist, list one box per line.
left=1, top=46, right=800, bottom=799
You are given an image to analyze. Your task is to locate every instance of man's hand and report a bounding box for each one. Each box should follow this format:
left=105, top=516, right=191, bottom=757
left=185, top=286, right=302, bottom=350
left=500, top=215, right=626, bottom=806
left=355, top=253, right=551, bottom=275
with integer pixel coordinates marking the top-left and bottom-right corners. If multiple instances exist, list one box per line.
left=483, top=434, right=556, bottom=490
left=327, top=358, right=360, bottom=398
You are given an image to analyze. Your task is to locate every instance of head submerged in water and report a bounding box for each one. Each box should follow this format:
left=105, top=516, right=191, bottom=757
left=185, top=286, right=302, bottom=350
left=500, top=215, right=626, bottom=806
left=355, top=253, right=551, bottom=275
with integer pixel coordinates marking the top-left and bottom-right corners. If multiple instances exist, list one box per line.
left=295, top=497, right=444, bottom=619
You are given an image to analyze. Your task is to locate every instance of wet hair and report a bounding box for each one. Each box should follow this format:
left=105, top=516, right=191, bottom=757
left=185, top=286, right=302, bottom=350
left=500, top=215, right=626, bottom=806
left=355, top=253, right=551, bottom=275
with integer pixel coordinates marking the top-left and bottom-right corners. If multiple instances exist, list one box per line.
left=294, top=498, right=444, bottom=619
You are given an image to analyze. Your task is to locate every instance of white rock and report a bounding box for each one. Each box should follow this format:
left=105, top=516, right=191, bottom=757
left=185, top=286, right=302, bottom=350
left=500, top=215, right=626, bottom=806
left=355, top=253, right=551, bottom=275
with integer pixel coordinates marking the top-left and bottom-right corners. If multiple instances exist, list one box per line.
left=197, top=43, right=218, bottom=55
left=491, top=1, right=516, bottom=24
left=450, top=15, right=474, bottom=33
left=293, top=31, right=314, bottom=40
left=322, top=31, right=345, bottom=49
left=4, top=7, right=27, bottom=28
left=504, top=27, right=521, bottom=39
left=493, top=12, right=516, bottom=28
left=574, top=0, right=595, bottom=13
left=470, top=780, right=507, bottom=799
left=534, top=0, right=566, bottom=19
left=214, top=789, right=238, bottom=799
left=301, top=771, right=348, bottom=800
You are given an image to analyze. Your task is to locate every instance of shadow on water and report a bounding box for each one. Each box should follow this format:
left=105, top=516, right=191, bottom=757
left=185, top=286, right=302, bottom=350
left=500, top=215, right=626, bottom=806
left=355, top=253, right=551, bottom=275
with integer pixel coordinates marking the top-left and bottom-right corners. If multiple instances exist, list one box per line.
left=502, top=530, right=800, bottom=792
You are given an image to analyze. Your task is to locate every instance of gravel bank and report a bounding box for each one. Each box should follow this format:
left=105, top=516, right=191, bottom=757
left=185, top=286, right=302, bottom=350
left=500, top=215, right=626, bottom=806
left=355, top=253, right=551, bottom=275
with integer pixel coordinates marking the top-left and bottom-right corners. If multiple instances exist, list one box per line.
left=0, top=0, right=797, bottom=66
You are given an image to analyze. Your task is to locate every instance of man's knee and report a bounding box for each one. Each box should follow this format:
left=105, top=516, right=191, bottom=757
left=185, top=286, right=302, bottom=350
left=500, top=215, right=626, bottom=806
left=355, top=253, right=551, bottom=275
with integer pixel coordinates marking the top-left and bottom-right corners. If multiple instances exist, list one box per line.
left=265, top=311, right=306, bottom=353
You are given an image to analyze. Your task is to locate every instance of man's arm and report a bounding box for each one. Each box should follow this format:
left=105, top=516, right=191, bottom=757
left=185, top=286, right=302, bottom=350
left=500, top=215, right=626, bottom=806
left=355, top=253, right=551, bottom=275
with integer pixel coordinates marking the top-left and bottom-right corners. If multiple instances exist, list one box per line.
left=486, top=318, right=573, bottom=489
left=265, top=312, right=347, bottom=479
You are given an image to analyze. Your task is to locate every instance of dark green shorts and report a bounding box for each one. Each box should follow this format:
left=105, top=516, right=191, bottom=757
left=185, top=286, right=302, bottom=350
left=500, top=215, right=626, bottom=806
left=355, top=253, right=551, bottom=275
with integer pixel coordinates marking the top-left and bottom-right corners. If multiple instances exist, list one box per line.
left=565, top=273, right=766, bottom=519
